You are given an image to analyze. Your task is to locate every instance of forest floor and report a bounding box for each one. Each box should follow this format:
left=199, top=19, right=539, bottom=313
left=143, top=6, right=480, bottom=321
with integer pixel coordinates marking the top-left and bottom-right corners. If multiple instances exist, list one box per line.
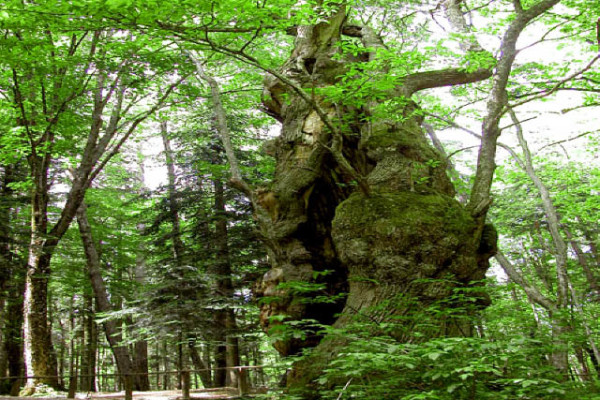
left=0, top=388, right=241, bottom=400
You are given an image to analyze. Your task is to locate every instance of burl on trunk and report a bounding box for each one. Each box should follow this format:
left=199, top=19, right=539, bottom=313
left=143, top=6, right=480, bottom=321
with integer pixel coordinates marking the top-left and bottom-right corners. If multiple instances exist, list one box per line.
left=253, top=5, right=496, bottom=392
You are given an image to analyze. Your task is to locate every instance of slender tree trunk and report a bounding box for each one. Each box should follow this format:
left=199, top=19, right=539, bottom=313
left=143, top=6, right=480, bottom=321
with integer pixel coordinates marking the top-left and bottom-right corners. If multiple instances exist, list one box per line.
left=212, top=179, right=243, bottom=387
left=155, top=342, right=161, bottom=390
left=162, top=342, right=169, bottom=391
left=132, top=223, right=150, bottom=391
left=188, top=340, right=212, bottom=388
left=202, top=344, right=212, bottom=387
left=57, top=318, right=66, bottom=389
left=510, top=110, right=572, bottom=378
left=161, top=126, right=196, bottom=390
left=80, top=294, right=97, bottom=392
left=2, top=274, right=25, bottom=396
left=177, top=332, right=183, bottom=390
left=575, top=347, right=591, bottom=381
left=76, top=204, right=134, bottom=387
left=0, top=296, right=7, bottom=381
left=68, top=297, right=78, bottom=392
left=564, top=226, right=600, bottom=295
left=0, top=167, right=11, bottom=380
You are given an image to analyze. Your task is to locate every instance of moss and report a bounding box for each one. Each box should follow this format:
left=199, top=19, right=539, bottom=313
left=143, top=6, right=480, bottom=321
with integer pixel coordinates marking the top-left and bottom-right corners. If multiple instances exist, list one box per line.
left=332, top=191, right=477, bottom=283
left=333, top=191, right=473, bottom=237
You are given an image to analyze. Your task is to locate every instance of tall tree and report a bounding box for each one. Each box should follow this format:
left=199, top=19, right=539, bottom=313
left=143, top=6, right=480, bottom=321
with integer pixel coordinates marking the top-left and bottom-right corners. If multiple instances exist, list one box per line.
left=1, top=5, right=183, bottom=384
left=0, top=165, right=25, bottom=395
left=177, top=0, right=568, bottom=394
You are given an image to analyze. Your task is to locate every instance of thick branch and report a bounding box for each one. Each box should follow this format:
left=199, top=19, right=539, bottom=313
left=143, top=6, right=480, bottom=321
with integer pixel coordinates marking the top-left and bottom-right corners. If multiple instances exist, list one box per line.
left=188, top=35, right=370, bottom=194
left=401, top=67, right=492, bottom=96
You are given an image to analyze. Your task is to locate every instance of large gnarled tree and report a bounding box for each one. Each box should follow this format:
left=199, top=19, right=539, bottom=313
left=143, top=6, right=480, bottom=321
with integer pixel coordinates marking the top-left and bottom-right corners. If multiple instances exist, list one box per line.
left=182, top=0, right=561, bottom=394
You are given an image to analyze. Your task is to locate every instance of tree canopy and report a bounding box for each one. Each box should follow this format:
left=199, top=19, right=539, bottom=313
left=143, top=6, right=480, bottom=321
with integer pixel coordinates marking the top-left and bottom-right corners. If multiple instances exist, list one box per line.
left=0, top=0, right=599, bottom=399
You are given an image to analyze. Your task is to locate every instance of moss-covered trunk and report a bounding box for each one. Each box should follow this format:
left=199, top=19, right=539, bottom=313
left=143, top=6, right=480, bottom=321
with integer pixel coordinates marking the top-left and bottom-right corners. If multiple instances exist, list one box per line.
left=254, top=5, right=496, bottom=394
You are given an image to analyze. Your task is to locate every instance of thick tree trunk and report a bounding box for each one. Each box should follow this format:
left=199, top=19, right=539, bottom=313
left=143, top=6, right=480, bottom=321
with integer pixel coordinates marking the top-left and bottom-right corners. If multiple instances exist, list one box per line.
left=212, top=335, right=226, bottom=387
left=76, top=204, right=134, bottom=386
left=23, top=157, right=59, bottom=388
left=23, top=246, right=59, bottom=388
left=254, top=6, right=496, bottom=394
left=133, top=341, right=149, bottom=391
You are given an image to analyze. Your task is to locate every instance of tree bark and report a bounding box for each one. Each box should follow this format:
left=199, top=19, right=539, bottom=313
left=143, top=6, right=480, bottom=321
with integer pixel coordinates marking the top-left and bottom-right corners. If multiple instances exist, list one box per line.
left=80, top=293, right=97, bottom=392
left=1, top=271, right=25, bottom=396
left=133, top=224, right=149, bottom=391
left=23, top=243, right=59, bottom=388
left=0, top=165, right=20, bottom=393
left=252, top=5, right=498, bottom=395
left=76, top=203, right=135, bottom=388
left=188, top=340, right=212, bottom=388
left=160, top=125, right=189, bottom=389
left=212, top=179, right=243, bottom=388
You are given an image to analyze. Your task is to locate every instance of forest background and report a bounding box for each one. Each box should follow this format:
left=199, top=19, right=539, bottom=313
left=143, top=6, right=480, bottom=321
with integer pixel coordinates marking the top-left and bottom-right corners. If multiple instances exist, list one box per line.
left=0, top=0, right=599, bottom=399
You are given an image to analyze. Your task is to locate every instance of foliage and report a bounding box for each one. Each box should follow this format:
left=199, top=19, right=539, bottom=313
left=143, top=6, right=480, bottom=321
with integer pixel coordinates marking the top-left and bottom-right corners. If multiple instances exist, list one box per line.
left=0, top=0, right=599, bottom=397
left=268, top=283, right=598, bottom=399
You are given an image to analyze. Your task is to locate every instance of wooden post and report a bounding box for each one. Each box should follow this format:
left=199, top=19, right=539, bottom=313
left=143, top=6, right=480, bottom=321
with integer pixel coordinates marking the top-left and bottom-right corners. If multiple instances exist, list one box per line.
left=237, top=368, right=248, bottom=397
left=124, top=375, right=133, bottom=400
left=181, top=370, right=190, bottom=400
left=67, top=375, right=77, bottom=399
